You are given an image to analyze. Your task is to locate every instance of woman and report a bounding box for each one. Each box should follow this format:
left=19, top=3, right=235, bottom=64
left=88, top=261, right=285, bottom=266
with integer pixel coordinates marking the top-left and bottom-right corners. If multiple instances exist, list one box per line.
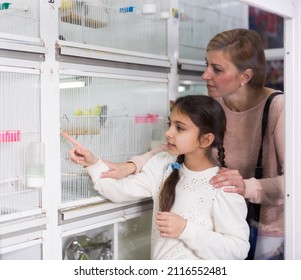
left=201, top=29, right=284, bottom=260
left=102, top=29, right=285, bottom=260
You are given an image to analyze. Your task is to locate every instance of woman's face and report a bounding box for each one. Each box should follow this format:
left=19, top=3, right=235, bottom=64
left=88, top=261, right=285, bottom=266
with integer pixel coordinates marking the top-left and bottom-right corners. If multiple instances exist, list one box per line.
left=202, top=50, right=244, bottom=98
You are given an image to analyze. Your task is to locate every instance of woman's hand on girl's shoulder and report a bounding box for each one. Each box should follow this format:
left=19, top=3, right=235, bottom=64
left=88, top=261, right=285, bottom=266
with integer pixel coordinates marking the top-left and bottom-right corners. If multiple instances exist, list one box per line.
left=210, top=167, right=246, bottom=196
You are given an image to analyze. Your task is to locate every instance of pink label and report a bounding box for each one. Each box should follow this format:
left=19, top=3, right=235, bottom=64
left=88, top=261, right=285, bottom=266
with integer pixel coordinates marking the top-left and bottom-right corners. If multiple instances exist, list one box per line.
left=0, top=130, right=21, bottom=142
left=135, top=114, right=158, bottom=124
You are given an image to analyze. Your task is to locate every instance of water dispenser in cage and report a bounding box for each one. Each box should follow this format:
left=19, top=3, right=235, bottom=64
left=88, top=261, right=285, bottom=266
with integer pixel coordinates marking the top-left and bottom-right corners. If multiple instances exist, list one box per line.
left=142, top=0, right=157, bottom=15
left=25, top=142, right=45, bottom=188
left=160, top=0, right=170, bottom=19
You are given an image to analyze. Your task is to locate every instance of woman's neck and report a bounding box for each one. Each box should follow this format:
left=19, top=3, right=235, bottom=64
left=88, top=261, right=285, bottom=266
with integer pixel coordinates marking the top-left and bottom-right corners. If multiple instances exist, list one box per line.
left=222, top=87, right=272, bottom=112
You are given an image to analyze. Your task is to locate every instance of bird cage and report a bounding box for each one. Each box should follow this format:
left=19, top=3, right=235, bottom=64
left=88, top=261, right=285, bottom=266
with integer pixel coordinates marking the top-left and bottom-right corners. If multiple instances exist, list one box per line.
left=59, top=73, right=168, bottom=205
left=0, top=69, right=41, bottom=218
left=178, top=0, right=248, bottom=61
left=0, top=0, right=40, bottom=38
left=58, top=0, right=168, bottom=56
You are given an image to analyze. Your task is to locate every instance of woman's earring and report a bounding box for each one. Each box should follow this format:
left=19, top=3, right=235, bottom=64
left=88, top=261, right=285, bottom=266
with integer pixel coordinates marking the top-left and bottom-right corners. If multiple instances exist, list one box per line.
left=240, top=83, right=244, bottom=87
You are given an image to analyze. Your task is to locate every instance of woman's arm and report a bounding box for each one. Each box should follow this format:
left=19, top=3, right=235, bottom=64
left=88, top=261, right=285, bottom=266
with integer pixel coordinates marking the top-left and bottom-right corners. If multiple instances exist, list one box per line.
left=209, top=98, right=284, bottom=206
left=131, top=144, right=168, bottom=173
left=101, top=144, right=168, bottom=179
left=245, top=103, right=285, bottom=205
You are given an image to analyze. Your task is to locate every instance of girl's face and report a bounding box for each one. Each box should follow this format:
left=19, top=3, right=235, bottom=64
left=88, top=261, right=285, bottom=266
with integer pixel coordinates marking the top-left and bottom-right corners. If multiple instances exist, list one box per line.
left=201, top=50, right=243, bottom=98
left=165, top=108, right=201, bottom=156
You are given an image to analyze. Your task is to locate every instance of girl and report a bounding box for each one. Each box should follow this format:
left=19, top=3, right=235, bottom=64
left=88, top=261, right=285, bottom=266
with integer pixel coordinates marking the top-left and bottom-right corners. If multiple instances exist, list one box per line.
left=64, top=95, right=250, bottom=260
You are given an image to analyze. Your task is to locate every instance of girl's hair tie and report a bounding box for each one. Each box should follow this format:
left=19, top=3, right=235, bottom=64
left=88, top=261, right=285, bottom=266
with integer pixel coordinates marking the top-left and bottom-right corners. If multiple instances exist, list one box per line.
left=171, top=162, right=181, bottom=170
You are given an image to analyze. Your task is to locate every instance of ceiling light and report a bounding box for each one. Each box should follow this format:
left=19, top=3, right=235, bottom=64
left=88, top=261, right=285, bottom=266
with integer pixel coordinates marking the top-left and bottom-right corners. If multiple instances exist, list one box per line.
left=178, top=85, right=186, bottom=92
left=59, top=81, right=85, bottom=89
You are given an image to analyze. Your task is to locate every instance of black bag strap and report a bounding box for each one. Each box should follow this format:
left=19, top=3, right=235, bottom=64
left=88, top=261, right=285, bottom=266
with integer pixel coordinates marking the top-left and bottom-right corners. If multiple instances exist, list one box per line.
left=246, top=91, right=283, bottom=260
left=255, top=91, right=283, bottom=179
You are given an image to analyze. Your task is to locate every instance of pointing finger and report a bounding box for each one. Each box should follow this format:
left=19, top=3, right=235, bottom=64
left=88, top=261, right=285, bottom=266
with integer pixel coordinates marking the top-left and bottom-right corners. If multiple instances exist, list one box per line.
left=61, top=131, right=85, bottom=148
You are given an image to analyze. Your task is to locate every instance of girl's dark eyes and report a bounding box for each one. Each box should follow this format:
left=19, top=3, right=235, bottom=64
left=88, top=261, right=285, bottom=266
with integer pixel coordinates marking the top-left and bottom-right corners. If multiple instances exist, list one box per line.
left=167, top=122, right=184, bottom=131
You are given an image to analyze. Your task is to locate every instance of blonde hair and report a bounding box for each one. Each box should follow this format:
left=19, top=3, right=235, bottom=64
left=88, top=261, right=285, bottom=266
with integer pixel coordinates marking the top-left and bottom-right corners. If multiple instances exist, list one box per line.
left=207, top=28, right=267, bottom=89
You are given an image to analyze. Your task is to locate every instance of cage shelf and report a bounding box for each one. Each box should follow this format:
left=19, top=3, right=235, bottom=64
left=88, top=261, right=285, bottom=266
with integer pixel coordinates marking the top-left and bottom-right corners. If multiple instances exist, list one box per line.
left=60, top=115, right=106, bottom=135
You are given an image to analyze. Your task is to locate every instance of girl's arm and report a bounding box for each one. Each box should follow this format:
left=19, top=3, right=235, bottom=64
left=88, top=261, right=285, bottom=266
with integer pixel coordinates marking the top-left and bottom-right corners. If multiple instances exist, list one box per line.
left=178, top=190, right=250, bottom=260
left=85, top=159, right=153, bottom=203
left=61, top=131, right=99, bottom=167
left=85, top=152, right=171, bottom=203
left=63, top=131, right=167, bottom=179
